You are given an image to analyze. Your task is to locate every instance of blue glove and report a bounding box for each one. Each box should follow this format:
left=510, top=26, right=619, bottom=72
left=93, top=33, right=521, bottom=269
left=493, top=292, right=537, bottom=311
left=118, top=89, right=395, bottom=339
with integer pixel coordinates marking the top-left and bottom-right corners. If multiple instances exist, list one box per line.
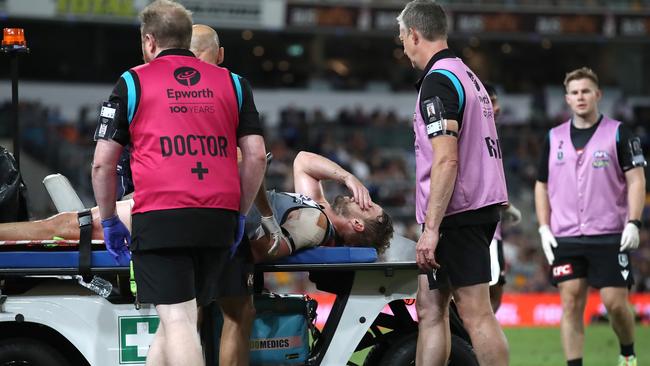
left=230, top=214, right=247, bottom=258
left=101, top=215, right=132, bottom=266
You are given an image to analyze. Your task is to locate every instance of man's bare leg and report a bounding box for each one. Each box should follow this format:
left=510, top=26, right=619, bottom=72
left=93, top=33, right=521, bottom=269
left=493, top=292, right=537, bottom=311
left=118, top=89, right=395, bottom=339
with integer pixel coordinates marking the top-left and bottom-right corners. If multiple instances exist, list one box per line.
left=89, top=199, right=133, bottom=236
left=454, top=282, right=509, bottom=366
left=415, top=274, right=452, bottom=366
left=600, top=287, right=635, bottom=350
left=0, top=212, right=78, bottom=240
left=145, top=321, right=167, bottom=366
left=151, top=299, right=204, bottom=366
left=558, top=278, right=588, bottom=362
left=0, top=200, right=133, bottom=241
left=218, top=295, right=256, bottom=366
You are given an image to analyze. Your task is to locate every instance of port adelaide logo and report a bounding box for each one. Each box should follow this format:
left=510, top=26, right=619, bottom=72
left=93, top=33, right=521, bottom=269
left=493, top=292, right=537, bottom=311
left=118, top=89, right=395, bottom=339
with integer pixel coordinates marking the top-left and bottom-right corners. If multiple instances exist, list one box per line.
left=174, top=67, right=201, bottom=86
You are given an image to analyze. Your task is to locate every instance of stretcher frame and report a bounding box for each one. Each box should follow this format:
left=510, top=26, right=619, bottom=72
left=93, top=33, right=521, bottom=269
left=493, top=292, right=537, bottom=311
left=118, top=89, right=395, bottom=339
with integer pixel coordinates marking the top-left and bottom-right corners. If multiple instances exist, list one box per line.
left=0, top=238, right=419, bottom=366
left=253, top=260, right=419, bottom=366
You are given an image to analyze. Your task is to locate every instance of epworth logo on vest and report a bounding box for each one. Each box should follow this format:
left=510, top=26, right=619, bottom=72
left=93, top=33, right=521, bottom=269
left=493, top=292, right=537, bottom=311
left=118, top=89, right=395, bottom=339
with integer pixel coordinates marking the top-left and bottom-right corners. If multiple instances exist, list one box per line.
left=174, top=67, right=201, bottom=86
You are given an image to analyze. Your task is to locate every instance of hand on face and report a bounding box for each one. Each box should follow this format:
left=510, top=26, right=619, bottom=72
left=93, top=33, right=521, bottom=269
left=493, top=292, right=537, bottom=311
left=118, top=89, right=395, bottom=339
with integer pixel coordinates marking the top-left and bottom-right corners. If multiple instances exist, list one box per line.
left=343, top=175, right=373, bottom=211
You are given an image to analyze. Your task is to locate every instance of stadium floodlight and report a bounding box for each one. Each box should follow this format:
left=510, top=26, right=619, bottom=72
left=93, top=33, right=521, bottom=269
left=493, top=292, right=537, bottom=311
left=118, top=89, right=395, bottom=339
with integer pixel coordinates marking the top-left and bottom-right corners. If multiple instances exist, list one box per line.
left=1, top=28, right=30, bottom=169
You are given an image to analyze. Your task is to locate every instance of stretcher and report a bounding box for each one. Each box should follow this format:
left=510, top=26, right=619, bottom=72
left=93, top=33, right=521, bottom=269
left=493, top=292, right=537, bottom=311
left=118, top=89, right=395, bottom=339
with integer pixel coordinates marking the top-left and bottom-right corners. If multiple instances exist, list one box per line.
left=0, top=235, right=436, bottom=366
left=0, top=174, right=477, bottom=365
left=0, top=240, right=382, bottom=273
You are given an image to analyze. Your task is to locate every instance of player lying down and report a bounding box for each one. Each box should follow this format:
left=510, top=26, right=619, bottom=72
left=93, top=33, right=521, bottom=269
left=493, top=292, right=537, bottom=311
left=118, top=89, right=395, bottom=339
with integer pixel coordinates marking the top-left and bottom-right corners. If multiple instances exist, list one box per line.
left=0, top=152, right=393, bottom=263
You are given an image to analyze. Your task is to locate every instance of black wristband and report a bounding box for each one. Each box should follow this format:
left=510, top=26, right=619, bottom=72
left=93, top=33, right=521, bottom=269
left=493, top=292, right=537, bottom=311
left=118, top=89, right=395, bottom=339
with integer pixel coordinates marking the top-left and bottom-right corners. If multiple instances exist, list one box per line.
left=628, top=219, right=642, bottom=228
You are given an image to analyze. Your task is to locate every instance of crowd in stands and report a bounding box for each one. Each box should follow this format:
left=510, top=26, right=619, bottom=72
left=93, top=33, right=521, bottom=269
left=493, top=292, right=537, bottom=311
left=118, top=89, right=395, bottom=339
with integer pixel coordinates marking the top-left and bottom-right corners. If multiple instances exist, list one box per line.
left=1, top=98, right=649, bottom=294
left=434, top=0, right=650, bottom=9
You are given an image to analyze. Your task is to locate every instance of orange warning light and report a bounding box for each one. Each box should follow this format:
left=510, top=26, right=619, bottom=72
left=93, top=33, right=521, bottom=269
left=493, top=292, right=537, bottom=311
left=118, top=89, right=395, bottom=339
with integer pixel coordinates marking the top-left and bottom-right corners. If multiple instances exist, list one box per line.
left=2, top=28, right=26, bottom=47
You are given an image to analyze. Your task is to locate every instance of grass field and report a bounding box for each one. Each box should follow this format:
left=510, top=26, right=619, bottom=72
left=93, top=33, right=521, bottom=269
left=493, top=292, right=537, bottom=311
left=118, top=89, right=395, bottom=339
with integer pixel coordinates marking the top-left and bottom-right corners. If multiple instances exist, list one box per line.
left=349, top=325, right=649, bottom=365
left=505, top=325, right=649, bottom=366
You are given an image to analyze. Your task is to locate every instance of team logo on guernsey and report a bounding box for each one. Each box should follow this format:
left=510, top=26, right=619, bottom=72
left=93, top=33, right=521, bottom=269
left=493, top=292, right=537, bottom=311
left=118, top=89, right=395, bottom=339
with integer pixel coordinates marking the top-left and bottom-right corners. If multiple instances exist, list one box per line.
left=618, top=253, right=629, bottom=267
left=285, top=192, right=320, bottom=208
left=174, top=67, right=201, bottom=86
left=592, top=150, right=610, bottom=168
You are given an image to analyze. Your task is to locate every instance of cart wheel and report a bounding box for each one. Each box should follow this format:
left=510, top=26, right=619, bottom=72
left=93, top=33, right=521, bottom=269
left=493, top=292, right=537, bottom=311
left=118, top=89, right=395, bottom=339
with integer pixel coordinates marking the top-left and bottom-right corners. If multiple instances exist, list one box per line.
left=448, top=334, right=479, bottom=366
left=362, top=333, right=397, bottom=366
left=371, top=333, right=478, bottom=366
left=375, top=332, right=416, bottom=366
left=0, top=338, right=70, bottom=366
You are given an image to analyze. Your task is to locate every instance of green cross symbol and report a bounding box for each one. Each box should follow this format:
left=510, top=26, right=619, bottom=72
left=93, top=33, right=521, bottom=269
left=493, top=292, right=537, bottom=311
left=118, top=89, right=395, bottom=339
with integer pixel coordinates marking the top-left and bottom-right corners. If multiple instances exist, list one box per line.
left=119, top=316, right=159, bottom=364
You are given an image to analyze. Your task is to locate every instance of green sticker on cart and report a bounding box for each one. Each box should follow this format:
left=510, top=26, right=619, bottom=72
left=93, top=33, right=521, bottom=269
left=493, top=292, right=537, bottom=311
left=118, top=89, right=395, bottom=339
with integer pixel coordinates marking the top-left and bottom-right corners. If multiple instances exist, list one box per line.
left=119, top=315, right=159, bottom=364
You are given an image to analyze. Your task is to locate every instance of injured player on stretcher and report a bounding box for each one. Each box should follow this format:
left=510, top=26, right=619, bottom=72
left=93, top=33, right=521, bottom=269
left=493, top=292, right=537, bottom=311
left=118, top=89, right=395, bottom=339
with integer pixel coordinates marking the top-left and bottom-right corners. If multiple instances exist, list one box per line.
left=0, top=152, right=394, bottom=263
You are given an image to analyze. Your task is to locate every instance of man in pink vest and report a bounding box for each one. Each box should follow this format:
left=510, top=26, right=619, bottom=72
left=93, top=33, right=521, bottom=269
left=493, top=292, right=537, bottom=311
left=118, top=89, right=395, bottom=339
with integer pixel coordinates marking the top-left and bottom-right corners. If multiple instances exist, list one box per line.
left=397, top=1, right=509, bottom=365
left=91, top=2, right=266, bottom=365
left=535, top=67, right=646, bottom=366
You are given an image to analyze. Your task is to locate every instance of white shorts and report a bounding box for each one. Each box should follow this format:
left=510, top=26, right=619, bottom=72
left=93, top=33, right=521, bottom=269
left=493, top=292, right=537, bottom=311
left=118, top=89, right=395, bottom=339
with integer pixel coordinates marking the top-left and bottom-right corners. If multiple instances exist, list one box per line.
left=489, top=238, right=501, bottom=286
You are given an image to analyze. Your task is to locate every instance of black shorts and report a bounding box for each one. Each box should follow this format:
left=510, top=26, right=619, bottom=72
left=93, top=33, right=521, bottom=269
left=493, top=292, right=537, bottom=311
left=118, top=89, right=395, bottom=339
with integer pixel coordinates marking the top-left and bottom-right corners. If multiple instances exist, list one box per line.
left=217, top=237, right=254, bottom=298
left=550, top=243, right=634, bottom=288
left=132, top=247, right=230, bottom=306
left=422, top=222, right=496, bottom=290
left=131, top=208, right=237, bottom=251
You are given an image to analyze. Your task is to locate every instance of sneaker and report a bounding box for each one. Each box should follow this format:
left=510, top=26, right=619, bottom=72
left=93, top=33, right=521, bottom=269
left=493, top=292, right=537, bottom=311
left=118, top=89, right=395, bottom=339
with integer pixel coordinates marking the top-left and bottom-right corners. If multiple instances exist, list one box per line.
left=618, top=355, right=637, bottom=366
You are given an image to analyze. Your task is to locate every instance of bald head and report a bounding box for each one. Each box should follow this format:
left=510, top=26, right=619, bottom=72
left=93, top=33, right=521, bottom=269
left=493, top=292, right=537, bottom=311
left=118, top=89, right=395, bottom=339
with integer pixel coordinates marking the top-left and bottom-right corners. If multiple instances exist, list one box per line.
left=191, top=24, right=223, bottom=65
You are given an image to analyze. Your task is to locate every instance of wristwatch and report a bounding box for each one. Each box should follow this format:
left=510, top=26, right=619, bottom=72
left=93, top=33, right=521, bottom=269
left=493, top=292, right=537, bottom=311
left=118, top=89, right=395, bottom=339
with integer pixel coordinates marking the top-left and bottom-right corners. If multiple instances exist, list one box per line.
left=628, top=219, right=642, bottom=228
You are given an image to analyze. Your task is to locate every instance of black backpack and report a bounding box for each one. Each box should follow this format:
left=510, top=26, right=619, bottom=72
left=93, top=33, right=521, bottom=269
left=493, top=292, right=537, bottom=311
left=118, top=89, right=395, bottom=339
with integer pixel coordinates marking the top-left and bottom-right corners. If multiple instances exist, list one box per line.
left=0, top=146, right=29, bottom=222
